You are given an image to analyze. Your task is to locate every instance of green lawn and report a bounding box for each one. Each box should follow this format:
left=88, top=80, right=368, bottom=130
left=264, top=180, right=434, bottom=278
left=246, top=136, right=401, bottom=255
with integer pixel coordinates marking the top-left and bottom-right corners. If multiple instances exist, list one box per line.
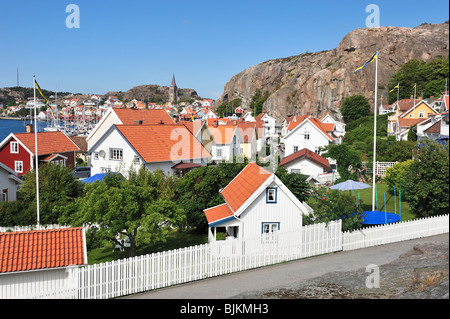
left=354, top=182, right=416, bottom=221
left=87, top=229, right=209, bottom=265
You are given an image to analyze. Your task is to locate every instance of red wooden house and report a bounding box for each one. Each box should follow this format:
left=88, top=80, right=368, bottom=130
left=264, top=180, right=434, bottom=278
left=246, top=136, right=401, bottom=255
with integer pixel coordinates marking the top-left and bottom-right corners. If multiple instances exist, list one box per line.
left=0, top=126, right=80, bottom=176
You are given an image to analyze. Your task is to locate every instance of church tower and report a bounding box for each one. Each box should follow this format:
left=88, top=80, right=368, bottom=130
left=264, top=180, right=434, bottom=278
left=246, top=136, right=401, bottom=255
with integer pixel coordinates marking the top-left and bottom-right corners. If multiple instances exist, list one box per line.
left=169, top=74, right=178, bottom=104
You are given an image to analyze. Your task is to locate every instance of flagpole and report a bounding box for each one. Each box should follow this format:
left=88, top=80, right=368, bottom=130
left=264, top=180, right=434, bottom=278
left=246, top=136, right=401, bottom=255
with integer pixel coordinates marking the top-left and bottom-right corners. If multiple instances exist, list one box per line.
left=397, top=83, right=399, bottom=104
left=372, top=51, right=378, bottom=212
left=33, top=76, right=40, bottom=228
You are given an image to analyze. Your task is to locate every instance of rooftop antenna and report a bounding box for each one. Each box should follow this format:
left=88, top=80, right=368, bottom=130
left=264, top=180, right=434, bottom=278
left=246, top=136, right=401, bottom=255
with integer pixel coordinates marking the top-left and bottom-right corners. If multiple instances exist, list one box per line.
left=16, top=68, right=19, bottom=87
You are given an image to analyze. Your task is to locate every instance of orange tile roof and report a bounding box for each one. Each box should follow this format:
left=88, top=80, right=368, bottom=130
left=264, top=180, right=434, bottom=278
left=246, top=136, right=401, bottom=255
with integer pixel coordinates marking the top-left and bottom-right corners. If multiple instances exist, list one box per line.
left=116, top=124, right=211, bottom=163
left=0, top=227, right=86, bottom=273
left=220, top=162, right=272, bottom=212
left=397, top=118, right=427, bottom=128
left=237, top=122, right=257, bottom=143
left=113, top=108, right=174, bottom=125
left=13, top=131, right=80, bottom=155
left=204, top=203, right=234, bottom=224
left=208, top=125, right=237, bottom=144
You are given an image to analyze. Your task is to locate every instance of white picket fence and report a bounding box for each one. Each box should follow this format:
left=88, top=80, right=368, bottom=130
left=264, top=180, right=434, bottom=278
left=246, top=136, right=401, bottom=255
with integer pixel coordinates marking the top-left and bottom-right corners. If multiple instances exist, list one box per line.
left=1, top=214, right=448, bottom=299
left=342, top=214, right=449, bottom=251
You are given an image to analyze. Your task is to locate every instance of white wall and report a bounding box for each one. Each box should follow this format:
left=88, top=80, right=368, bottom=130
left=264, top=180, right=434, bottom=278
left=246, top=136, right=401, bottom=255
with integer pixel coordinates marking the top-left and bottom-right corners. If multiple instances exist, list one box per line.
left=239, top=181, right=303, bottom=239
left=284, top=121, right=331, bottom=157
left=0, top=267, right=76, bottom=299
left=89, top=128, right=141, bottom=177
left=0, top=168, right=18, bottom=202
left=284, top=158, right=326, bottom=176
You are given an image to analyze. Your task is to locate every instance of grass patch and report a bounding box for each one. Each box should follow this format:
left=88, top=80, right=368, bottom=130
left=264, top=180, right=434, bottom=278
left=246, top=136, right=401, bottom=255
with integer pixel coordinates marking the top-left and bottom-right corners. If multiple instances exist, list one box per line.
left=353, top=182, right=415, bottom=221
left=87, top=229, right=209, bottom=265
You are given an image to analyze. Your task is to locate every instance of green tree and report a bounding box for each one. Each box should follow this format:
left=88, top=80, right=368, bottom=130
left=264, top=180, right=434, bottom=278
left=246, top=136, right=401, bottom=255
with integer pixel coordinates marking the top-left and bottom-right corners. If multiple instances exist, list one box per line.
left=275, top=166, right=311, bottom=202
left=401, top=139, right=449, bottom=218
left=19, top=163, right=83, bottom=225
left=175, top=160, right=247, bottom=231
left=249, top=89, right=270, bottom=116
left=322, top=143, right=361, bottom=182
left=388, top=55, right=449, bottom=103
left=305, top=189, right=364, bottom=231
left=58, top=167, right=184, bottom=257
left=340, top=95, right=371, bottom=123
left=384, top=160, right=414, bottom=194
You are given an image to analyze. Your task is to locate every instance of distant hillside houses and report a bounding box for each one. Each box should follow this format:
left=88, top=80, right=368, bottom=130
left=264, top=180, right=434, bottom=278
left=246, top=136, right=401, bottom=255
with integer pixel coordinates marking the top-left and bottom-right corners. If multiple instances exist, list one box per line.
left=384, top=92, right=449, bottom=142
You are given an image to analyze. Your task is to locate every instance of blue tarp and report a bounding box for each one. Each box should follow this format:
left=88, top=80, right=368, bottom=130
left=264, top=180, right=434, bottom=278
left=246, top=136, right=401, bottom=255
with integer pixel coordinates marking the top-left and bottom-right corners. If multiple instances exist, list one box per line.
left=362, top=210, right=401, bottom=225
left=81, top=173, right=108, bottom=184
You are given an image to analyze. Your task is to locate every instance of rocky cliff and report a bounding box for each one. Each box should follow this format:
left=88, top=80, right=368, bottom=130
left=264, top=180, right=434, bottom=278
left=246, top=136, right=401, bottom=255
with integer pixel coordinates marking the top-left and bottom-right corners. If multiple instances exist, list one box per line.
left=105, top=84, right=200, bottom=103
left=214, top=22, right=449, bottom=121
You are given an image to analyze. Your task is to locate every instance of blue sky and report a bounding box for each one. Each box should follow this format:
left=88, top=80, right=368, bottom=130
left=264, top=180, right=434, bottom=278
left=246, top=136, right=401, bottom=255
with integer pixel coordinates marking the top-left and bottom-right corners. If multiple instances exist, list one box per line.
left=0, top=0, right=448, bottom=99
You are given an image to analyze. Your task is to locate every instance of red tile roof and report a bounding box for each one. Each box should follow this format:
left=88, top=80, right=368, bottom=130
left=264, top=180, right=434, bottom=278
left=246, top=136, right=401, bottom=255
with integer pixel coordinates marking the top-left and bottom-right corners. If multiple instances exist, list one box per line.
left=220, top=162, right=272, bottom=212
left=13, top=131, right=80, bottom=156
left=114, top=108, right=174, bottom=125
left=424, top=121, right=441, bottom=134
left=116, top=124, right=211, bottom=163
left=0, top=227, right=86, bottom=273
left=279, top=148, right=331, bottom=171
left=204, top=203, right=234, bottom=224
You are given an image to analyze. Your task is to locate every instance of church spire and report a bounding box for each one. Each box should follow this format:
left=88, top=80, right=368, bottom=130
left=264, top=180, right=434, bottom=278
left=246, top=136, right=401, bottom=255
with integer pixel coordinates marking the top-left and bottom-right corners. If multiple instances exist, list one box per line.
left=171, top=74, right=176, bottom=87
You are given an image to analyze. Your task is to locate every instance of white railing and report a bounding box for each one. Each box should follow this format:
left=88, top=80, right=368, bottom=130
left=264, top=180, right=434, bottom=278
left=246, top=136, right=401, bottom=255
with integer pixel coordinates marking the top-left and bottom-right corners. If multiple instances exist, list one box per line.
left=2, top=215, right=448, bottom=299
left=0, top=224, right=70, bottom=233
left=315, top=172, right=340, bottom=184
left=361, top=161, right=398, bottom=176
left=342, top=214, right=449, bottom=251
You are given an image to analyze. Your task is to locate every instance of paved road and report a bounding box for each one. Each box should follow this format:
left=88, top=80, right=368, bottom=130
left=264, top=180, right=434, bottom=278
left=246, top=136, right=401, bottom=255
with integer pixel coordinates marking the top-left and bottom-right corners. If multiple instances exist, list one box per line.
left=120, top=234, right=448, bottom=299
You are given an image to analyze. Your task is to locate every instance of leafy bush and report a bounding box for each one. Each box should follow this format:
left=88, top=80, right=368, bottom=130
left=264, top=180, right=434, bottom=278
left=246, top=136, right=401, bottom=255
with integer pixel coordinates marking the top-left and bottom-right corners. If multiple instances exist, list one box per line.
left=384, top=160, right=414, bottom=194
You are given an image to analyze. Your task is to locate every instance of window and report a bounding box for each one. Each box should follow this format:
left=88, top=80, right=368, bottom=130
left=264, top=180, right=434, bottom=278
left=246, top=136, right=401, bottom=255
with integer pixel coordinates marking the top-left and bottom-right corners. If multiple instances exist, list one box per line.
left=266, top=187, right=277, bottom=203
left=293, top=146, right=299, bottom=153
left=134, top=156, right=140, bottom=165
left=101, top=167, right=111, bottom=173
left=10, top=142, right=19, bottom=154
left=1, top=189, right=8, bottom=202
left=304, top=130, right=310, bottom=140
left=216, top=148, right=222, bottom=158
left=262, top=223, right=279, bottom=234
left=52, top=159, right=65, bottom=166
left=110, top=148, right=123, bottom=161
left=93, top=152, right=99, bottom=160
left=419, top=110, right=425, bottom=118
left=15, top=161, right=23, bottom=173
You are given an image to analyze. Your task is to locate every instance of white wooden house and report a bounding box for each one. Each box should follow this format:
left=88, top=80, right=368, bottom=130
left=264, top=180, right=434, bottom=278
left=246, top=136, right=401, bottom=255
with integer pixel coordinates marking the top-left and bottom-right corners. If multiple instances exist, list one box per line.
left=283, top=117, right=335, bottom=157
left=0, top=227, right=88, bottom=299
left=279, top=148, right=332, bottom=176
left=205, top=124, right=243, bottom=162
left=0, top=162, right=22, bottom=202
left=204, top=162, right=312, bottom=243
left=87, top=124, right=211, bottom=177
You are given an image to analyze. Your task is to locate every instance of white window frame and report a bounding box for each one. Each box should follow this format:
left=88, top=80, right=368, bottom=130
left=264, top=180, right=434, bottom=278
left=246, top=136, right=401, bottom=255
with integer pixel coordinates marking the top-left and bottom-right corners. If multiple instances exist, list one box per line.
left=109, top=148, right=123, bottom=161
left=134, top=155, right=141, bottom=165
left=216, top=147, right=222, bottom=158
left=418, top=110, right=425, bottom=118
left=15, top=161, right=23, bottom=173
left=101, top=167, right=111, bottom=173
left=304, top=130, right=310, bottom=140
left=93, top=152, right=99, bottom=160
left=293, top=146, right=299, bottom=153
left=10, top=142, right=19, bottom=154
